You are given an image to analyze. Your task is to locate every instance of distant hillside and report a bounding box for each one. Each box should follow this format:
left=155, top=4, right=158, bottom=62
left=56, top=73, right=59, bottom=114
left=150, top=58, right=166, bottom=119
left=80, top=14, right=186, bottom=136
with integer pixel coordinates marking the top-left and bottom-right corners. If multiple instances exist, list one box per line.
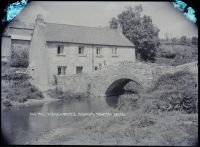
left=155, top=44, right=198, bottom=66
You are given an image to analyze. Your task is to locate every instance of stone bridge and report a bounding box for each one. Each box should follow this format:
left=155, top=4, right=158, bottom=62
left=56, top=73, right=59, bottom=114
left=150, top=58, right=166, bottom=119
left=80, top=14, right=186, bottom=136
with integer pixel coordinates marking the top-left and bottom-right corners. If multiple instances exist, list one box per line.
left=56, top=61, right=198, bottom=97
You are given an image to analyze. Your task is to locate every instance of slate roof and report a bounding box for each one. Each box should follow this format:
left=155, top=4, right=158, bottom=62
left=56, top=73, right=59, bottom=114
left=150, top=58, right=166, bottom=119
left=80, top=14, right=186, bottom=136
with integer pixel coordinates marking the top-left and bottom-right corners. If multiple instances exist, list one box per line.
left=45, top=23, right=134, bottom=47
left=7, top=22, right=134, bottom=47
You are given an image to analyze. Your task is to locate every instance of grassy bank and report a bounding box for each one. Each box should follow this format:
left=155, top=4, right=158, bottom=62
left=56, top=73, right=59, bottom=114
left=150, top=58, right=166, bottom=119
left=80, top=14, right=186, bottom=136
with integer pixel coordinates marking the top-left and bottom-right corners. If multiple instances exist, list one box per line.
left=155, top=44, right=198, bottom=66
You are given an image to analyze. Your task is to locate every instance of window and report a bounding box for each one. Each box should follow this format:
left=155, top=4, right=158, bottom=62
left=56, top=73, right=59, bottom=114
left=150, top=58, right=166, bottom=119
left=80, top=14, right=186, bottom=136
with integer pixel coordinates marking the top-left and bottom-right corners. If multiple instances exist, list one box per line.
left=57, top=45, right=64, bottom=55
left=78, top=46, right=84, bottom=54
left=112, top=48, right=118, bottom=56
left=57, top=66, right=67, bottom=75
left=96, top=47, right=102, bottom=55
left=76, top=66, right=83, bottom=74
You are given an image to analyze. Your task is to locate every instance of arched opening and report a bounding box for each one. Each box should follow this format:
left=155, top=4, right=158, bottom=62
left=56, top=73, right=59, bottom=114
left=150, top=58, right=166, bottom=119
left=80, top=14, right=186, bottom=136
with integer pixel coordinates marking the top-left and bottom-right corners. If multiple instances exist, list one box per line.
left=105, top=78, right=142, bottom=108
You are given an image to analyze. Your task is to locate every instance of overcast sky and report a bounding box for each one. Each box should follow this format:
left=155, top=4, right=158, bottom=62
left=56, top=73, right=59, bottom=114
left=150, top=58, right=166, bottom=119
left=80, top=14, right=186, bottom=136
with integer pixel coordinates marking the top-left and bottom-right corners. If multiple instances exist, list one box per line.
left=15, top=1, right=198, bottom=38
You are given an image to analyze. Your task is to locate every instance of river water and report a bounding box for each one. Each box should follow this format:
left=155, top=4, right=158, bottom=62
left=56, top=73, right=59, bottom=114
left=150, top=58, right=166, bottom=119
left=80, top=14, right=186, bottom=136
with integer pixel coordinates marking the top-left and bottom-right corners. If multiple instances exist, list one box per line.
left=1, top=97, right=115, bottom=145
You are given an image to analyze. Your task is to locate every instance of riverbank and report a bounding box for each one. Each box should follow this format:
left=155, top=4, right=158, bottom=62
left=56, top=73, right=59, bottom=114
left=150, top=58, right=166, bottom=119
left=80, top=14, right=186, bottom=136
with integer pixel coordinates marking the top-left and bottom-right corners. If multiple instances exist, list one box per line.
left=2, top=91, right=60, bottom=111
left=28, top=102, right=198, bottom=145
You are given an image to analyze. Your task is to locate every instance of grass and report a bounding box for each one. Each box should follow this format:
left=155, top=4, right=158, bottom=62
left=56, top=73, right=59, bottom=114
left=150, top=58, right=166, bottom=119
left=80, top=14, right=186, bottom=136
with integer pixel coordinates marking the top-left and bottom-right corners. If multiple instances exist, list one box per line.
left=155, top=44, right=198, bottom=66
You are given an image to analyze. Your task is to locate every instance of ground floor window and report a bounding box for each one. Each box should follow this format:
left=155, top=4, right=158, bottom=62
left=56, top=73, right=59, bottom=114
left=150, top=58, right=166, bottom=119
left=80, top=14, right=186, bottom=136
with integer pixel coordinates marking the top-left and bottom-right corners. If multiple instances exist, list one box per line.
left=58, top=66, right=67, bottom=75
left=76, top=66, right=83, bottom=74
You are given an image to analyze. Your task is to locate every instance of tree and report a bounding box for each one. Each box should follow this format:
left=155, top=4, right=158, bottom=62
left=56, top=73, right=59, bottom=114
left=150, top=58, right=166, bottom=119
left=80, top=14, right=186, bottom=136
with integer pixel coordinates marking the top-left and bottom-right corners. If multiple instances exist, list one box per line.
left=179, top=36, right=187, bottom=45
left=191, top=36, right=198, bottom=45
left=186, top=37, right=191, bottom=46
left=109, top=17, right=118, bottom=29
left=165, top=33, right=170, bottom=41
left=116, top=5, right=160, bottom=62
left=171, top=37, right=178, bottom=45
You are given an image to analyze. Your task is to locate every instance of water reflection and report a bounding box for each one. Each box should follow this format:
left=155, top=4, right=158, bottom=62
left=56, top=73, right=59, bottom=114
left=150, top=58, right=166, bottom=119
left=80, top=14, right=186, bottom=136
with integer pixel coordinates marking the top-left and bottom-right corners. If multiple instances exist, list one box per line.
left=105, top=95, right=120, bottom=108
left=1, top=97, right=111, bottom=145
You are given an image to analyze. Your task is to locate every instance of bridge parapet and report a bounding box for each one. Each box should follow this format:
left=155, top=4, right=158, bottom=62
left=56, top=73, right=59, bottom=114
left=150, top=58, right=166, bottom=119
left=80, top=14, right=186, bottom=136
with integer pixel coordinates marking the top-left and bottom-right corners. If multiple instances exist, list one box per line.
left=56, top=61, right=198, bottom=96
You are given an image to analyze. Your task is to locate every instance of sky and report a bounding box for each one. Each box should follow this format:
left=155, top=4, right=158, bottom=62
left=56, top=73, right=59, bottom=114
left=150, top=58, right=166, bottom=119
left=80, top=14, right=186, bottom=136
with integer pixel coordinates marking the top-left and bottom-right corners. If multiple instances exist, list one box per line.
left=14, top=1, right=198, bottom=39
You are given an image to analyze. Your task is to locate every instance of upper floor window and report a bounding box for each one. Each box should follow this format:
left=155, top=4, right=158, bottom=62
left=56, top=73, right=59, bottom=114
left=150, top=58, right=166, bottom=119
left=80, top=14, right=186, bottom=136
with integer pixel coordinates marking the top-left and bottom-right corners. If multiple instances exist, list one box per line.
left=78, top=46, right=84, bottom=55
left=58, top=66, right=67, bottom=75
left=112, top=48, right=118, bottom=56
left=57, top=45, right=64, bottom=55
left=96, top=47, right=102, bottom=55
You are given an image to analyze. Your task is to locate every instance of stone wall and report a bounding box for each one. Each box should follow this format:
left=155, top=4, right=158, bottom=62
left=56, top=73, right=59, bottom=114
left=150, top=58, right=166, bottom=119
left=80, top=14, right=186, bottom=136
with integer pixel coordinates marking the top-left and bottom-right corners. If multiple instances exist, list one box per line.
left=56, top=61, right=198, bottom=97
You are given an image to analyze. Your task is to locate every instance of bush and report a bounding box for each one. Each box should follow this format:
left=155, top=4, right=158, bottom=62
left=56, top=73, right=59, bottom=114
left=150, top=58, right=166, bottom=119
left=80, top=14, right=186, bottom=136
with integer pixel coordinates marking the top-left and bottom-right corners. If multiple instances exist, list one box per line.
left=10, top=49, right=29, bottom=68
left=2, top=72, right=31, bottom=81
left=161, top=52, right=176, bottom=59
left=117, top=94, right=140, bottom=111
left=47, top=88, right=89, bottom=103
left=2, top=99, right=12, bottom=107
left=2, top=81, right=44, bottom=104
left=151, top=71, right=198, bottom=113
left=159, top=90, right=198, bottom=113
left=152, top=71, right=196, bottom=91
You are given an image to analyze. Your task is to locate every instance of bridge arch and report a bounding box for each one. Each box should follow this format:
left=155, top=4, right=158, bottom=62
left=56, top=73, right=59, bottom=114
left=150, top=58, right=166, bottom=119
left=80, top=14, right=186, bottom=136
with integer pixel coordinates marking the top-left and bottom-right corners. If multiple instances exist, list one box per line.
left=103, top=76, right=143, bottom=107
left=105, top=78, right=143, bottom=96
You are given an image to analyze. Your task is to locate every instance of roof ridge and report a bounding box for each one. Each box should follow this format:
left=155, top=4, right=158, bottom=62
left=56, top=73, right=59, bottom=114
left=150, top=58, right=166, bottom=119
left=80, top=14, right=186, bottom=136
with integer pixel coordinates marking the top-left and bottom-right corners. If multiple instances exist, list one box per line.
left=45, top=22, right=110, bottom=30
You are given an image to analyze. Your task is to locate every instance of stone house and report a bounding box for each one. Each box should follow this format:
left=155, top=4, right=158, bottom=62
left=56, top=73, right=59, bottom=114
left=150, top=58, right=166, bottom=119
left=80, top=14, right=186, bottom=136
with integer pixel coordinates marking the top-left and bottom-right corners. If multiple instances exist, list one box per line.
left=1, top=14, right=135, bottom=88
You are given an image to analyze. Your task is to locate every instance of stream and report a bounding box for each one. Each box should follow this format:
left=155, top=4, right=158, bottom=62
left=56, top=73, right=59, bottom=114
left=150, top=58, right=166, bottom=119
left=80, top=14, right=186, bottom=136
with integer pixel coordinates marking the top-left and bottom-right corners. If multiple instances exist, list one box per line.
left=1, top=96, right=116, bottom=144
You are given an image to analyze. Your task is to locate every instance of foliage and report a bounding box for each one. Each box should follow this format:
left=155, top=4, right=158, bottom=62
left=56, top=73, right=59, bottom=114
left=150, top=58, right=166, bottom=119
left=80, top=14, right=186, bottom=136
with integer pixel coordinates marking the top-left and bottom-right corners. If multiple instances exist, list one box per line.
left=109, top=17, right=118, bottom=29
left=47, top=88, right=90, bottom=103
left=2, top=81, right=44, bottom=107
left=10, top=48, right=29, bottom=68
left=191, top=37, right=198, bottom=45
left=2, top=72, right=31, bottom=81
left=113, top=5, right=160, bottom=62
left=2, top=99, right=12, bottom=107
left=151, top=71, right=198, bottom=113
left=179, top=36, right=187, bottom=45
left=156, top=44, right=198, bottom=66
left=117, top=94, right=141, bottom=111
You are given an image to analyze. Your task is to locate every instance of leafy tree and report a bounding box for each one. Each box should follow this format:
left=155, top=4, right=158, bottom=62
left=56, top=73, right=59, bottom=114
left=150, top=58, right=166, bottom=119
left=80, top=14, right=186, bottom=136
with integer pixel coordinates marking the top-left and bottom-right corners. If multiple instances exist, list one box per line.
left=186, top=37, right=191, bottom=46
left=171, top=37, right=179, bottom=45
left=115, top=5, right=160, bottom=62
left=109, top=17, right=118, bottom=29
left=179, top=36, right=187, bottom=45
left=191, top=36, right=198, bottom=45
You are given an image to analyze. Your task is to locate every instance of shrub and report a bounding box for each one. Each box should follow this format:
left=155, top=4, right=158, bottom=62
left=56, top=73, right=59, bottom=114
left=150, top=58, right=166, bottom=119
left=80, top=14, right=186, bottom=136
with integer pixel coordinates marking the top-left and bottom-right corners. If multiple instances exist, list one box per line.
left=161, top=52, right=176, bottom=59
left=151, top=71, right=198, bottom=113
left=10, top=49, right=29, bottom=68
left=2, top=99, right=12, bottom=107
left=2, top=81, right=44, bottom=104
left=47, top=88, right=89, bottom=103
left=152, top=71, right=196, bottom=91
left=2, top=72, right=31, bottom=81
left=117, top=94, right=140, bottom=111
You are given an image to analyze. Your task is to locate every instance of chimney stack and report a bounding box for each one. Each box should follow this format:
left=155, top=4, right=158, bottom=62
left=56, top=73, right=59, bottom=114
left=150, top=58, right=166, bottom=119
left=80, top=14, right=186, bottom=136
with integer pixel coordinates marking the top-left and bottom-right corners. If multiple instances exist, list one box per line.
left=35, top=14, right=44, bottom=24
